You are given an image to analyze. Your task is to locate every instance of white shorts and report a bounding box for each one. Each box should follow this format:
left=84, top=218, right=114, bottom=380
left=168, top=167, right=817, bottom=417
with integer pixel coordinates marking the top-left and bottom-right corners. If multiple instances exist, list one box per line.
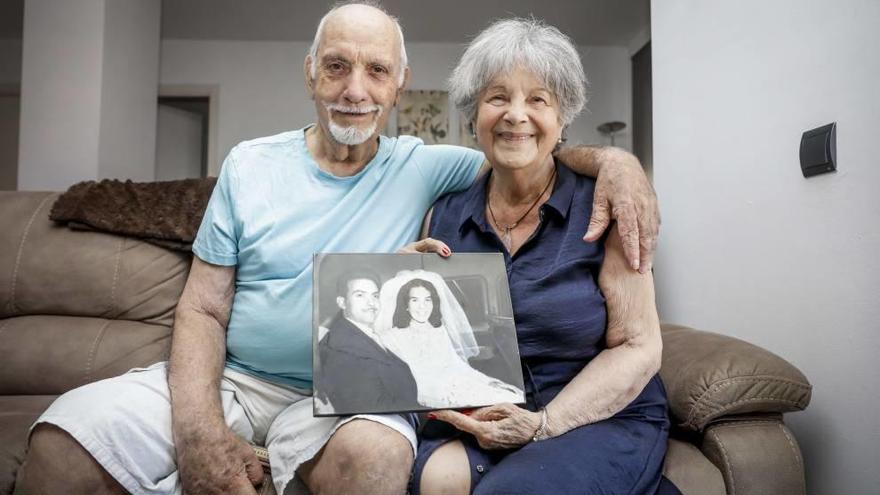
left=32, top=362, right=417, bottom=495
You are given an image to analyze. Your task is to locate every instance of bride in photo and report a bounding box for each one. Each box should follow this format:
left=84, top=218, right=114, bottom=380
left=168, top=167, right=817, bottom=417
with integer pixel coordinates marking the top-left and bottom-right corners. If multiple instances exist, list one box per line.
left=375, top=269, right=524, bottom=409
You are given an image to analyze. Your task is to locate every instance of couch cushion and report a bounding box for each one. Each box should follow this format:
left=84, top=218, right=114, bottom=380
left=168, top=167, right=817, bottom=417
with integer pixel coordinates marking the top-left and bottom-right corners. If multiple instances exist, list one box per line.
left=660, top=324, right=812, bottom=431
left=0, top=395, right=58, bottom=495
left=0, top=315, right=170, bottom=395
left=0, top=192, right=190, bottom=327
left=663, top=438, right=726, bottom=495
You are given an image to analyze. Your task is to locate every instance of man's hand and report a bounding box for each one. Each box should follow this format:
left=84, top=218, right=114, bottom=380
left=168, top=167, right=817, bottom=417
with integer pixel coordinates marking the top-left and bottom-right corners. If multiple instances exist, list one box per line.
left=177, top=423, right=264, bottom=494
left=555, top=146, right=659, bottom=273
left=583, top=148, right=659, bottom=274
left=398, top=237, right=451, bottom=257
left=432, top=403, right=542, bottom=450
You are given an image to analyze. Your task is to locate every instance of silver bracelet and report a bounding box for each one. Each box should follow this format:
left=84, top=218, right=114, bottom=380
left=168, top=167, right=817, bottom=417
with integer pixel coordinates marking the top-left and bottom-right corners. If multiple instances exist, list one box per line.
left=531, top=408, right=549, bottom=442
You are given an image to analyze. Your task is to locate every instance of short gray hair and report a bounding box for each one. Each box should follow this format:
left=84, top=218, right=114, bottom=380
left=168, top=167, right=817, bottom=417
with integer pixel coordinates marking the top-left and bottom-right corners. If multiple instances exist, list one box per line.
left=449, top=18, right=588, bottom=127
left=307, top=1, right=408, bottom=87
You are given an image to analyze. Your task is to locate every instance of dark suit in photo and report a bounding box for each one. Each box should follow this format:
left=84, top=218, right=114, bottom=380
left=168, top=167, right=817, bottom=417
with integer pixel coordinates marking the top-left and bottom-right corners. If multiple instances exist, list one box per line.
left=316, top=313, right=419, bottom=414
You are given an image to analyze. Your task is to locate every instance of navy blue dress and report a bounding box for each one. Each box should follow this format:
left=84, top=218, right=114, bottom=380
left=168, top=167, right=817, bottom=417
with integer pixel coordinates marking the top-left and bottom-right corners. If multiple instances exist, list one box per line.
left=411, top=163, right=678, bottom=494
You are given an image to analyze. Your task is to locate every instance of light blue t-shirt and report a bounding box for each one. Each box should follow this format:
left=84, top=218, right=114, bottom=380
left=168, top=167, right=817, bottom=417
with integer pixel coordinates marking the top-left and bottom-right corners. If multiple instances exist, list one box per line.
left=192, top=127, right=483, bottom=389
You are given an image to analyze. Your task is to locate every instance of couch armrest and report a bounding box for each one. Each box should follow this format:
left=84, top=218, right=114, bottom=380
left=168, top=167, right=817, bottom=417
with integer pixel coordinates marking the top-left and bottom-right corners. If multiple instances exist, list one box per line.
left=659, top=324, right=812, bottom=431
left=701, top=417, right=806, bottom=495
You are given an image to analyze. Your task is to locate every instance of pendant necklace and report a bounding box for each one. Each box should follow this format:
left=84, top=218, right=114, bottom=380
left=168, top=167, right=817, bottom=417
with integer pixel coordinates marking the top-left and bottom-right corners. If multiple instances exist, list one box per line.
left=487, top=167, right=557, bottom=251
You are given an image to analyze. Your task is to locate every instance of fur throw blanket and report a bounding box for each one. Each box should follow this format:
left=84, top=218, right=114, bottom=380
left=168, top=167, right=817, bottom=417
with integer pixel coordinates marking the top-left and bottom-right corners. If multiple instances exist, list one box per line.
left=49, top=178, right=217, bottom=252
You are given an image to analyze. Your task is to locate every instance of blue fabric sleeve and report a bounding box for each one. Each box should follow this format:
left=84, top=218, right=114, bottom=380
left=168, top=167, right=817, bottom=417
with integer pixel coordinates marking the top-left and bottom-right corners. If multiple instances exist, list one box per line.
left=411, top=144, right=484, bottom=200
left=192, top=148, right=240, bottom=266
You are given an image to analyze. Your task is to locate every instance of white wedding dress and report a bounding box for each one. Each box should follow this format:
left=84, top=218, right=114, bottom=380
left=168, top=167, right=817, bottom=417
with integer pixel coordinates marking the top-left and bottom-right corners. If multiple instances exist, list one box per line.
left=376, top=270, right=524, bottom=409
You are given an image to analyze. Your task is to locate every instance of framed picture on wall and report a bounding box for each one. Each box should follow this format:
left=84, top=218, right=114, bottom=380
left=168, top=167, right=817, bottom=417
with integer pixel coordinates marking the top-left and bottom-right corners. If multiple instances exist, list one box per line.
left=396, top=90, right=450, bottom=144
left=312, top=253, right=525, bottom=416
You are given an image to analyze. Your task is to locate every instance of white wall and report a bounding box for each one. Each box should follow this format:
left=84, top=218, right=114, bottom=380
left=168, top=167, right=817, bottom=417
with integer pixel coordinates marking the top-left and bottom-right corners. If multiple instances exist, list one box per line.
left=17, top=0, right=160, bottom=191
left=97, top=0, right=160, bottom=182
left=159, top=40, right=631, bottom=175
left=18, top=0, right=105, bottom=191
left=651, top=1, right=880, bottom=494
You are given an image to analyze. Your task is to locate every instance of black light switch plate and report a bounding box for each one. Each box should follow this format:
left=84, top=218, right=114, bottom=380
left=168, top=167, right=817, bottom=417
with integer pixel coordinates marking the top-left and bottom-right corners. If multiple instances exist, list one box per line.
left=800, top=122, right=836, bottom=178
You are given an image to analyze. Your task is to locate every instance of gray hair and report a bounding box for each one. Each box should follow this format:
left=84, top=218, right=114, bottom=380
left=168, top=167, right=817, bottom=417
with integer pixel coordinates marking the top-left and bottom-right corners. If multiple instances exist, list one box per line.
left=307, top=1, right=408, bottom=87
left=449, top=18, right=588, bottom=127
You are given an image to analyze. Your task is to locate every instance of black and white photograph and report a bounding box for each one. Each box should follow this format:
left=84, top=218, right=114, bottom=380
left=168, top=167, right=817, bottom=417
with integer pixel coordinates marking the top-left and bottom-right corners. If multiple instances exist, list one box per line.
left=312, top=253, right=525, bottom=416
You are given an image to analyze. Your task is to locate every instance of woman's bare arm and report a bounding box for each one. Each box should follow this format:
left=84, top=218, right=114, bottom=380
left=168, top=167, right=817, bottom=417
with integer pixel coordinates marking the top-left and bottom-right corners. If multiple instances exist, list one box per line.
left=431, top=224, right=662, bottom=448
left=540, top=224, right=662, bottom=437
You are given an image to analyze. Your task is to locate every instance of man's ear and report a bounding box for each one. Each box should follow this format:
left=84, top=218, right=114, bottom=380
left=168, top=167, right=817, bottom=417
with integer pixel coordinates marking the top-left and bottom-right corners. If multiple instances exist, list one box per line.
left=394, top=66, right=411, bottom=106
left=336, top=296, right=346, bottom=310
left=304, top=56, right=315, bottom=98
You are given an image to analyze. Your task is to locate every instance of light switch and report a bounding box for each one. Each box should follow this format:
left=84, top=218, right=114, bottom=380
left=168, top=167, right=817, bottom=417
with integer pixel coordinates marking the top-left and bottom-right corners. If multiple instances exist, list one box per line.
left=800, top=123, right=836, bottom=178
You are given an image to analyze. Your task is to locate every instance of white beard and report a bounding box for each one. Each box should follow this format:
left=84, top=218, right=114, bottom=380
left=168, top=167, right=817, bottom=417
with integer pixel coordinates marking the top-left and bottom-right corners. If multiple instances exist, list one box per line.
left=324, top=103, right=383, bottom=145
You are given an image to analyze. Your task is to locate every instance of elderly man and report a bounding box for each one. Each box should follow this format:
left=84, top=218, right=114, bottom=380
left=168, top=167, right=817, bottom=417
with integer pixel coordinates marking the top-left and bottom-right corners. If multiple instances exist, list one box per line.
left=19, top=2, right=659, bottom=495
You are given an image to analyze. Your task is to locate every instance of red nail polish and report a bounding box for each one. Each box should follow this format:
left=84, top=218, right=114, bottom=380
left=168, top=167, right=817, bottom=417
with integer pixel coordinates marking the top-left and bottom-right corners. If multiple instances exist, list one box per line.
left=459, top=408, right=473, bottom=416
left=427, top=413, right=437, bottom=420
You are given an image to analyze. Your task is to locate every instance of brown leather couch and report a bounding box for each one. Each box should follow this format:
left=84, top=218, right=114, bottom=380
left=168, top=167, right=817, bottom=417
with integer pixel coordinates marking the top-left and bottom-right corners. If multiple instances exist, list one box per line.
left=0, top=191, right=812, bottom=495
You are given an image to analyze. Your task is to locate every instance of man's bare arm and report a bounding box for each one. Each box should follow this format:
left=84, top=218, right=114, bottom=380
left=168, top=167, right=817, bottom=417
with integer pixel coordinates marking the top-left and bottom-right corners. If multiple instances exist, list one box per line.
left=555, top=145, right=659, bottom=273
left=168, top=257, right=263, bottom=494
left=466, top=144, right=658, bottom=272
left=168, top=256, right=233, bottom=436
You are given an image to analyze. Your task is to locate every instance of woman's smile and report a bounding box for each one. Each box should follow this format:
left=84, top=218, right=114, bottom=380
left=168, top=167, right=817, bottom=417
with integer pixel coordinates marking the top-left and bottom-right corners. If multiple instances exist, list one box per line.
left=495, top=131, right=536, bottom=147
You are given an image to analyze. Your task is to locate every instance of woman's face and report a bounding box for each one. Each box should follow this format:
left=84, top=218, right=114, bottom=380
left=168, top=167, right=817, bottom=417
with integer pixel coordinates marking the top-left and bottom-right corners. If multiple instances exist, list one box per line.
left=474, top=66, right=563, bottom=172
left=407, top=285, right=434, bottom=324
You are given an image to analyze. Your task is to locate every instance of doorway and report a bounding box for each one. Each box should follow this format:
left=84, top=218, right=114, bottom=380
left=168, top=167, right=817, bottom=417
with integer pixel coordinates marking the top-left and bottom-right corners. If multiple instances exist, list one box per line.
left=156, top=96, right=210, bottom=180
left=632, top=42, right=652, bottom=181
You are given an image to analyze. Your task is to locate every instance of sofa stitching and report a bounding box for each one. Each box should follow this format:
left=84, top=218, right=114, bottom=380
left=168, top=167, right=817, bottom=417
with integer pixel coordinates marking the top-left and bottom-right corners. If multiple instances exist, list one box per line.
left=83, top=320, right=111, bottom=383
left=708, top=428, right=736, bottom=495
left=686, top=396, right=806, bottom=429
left=685, top=376, right=811, bottom=427
left=691, top=377, right=811, bottom=413
left=699, top=396, right=805, bottom=413
left=9, top=194, right=54, bottom=314
left=108, top=237, right=124, bottom=316
left=778, top=423, right=804, bottom=473
left=710, top=421, right=783, bottom=428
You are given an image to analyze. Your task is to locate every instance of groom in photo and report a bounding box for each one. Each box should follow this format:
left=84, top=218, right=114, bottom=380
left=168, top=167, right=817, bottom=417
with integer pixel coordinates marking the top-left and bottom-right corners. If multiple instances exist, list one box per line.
left=317, top=270, right=419, bottom=414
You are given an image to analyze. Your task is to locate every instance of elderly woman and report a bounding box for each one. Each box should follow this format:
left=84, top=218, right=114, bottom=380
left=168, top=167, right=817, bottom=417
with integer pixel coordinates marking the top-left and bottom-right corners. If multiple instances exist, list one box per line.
left=404, top=19, right=678, bottom=495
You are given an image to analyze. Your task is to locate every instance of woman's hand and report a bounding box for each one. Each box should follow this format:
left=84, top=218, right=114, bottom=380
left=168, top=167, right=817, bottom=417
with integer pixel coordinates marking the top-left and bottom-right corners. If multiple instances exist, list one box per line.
left=432, top=403, right=542, bottom=449
left=397, top=237, right=451, bottom=257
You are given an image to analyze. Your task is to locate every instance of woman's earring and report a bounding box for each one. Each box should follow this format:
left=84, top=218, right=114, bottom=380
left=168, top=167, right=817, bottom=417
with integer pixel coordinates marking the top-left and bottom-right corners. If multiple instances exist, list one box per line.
left=553, top=131, right=567, bottom=153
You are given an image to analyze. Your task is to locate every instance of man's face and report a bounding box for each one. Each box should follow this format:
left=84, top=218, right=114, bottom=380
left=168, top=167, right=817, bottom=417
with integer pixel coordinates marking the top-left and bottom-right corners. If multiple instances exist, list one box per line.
left=338, top=278, right=380, bottom=327
left=306, top=6, right=405, bottom=146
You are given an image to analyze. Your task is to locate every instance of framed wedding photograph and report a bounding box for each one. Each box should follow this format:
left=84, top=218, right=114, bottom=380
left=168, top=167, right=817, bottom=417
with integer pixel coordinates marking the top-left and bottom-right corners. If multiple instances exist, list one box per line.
left=312, top=253, right=525, bottom=416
